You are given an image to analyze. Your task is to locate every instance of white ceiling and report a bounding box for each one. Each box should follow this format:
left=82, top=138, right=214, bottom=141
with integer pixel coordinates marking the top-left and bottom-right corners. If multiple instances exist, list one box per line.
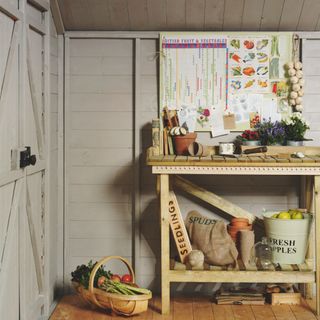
left=56, top=0, right=320, bottom=32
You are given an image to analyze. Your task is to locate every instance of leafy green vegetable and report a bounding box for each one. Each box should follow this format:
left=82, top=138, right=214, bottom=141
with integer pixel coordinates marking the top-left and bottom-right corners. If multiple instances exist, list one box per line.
left=71, top=260, right=112, bottom=289
left=256, top=39, right=268, bottom=50
left=271, top=36, right=279, bottom=56
left=230, top=39, right=240, bottom=49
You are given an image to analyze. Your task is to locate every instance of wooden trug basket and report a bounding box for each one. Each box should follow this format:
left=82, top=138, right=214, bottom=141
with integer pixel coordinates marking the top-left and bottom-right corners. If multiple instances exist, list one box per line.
left=73, top=256, right=152, bottom=316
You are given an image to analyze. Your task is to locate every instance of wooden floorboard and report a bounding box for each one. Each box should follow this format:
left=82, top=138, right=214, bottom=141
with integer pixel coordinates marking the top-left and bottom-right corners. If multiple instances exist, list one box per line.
left=50, top=295, right=320, bottom=320
left=271, top=305, right=296, bottom=320
left=251, top=305, right=276, bottom=320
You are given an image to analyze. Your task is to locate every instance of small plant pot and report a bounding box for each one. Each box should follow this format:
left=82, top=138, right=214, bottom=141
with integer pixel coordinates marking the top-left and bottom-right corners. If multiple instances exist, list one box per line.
left=243, top=140, right=261, bottom=146
left=173, top=133, right=197, bottom=155
left=286, top=140, right=304, bottom=146
left=231, top=218, right=250, bottom=228
left=228, top=224, right=252, bottom=232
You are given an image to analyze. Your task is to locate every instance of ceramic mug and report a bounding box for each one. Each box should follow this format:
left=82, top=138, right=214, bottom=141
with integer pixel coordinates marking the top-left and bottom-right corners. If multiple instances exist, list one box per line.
left=219, top=142, right=235, bottom=155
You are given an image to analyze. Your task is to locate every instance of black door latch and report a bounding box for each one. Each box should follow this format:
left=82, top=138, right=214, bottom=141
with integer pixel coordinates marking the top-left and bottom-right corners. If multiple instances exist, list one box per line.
left=20, top=146, right=37, bottom=168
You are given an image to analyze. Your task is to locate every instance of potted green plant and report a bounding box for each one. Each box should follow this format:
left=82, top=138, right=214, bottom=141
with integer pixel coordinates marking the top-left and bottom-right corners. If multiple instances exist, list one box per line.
left=255, top=119, right=285, bottom=146
left=239, top=130, right=261, bottom=146
left=282, top=112, right=310, bottom=146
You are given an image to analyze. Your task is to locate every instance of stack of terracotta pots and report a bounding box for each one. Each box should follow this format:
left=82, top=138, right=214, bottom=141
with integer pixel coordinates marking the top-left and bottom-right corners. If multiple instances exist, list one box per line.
left=227, top=218, right=252, bottom=243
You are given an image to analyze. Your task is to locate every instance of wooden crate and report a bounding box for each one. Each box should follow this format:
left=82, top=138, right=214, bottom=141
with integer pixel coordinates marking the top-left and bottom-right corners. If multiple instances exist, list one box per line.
left=271, top=288, right=301, bottom=305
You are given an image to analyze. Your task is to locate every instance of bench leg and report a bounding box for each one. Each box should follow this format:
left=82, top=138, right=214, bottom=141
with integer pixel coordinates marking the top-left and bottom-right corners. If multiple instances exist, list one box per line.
left=315, top=176, right=320, bottom=315
left=160, top=174, right=170, bottom=314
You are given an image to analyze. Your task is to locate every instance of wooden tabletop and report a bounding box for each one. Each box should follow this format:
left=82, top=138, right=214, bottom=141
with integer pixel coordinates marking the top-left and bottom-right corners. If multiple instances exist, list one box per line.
left=147, top=147, right=320, bottom=175
left=147, top=146, right=320, bottom=167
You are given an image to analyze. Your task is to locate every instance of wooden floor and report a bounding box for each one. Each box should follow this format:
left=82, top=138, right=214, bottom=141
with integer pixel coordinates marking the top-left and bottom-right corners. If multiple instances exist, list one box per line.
left=50, top=295, right=320, bottom=320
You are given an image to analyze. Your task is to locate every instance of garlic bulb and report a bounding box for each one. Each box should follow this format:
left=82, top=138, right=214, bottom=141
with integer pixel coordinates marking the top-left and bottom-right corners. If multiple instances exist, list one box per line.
left=288, top=68, right=296, bottom=76
left=294, top=61, right=303, bottom=70
left=290, top=91, right=298, bottom=99
left=286, top=61, right=304, bottom=111
left=286, top=62, right=294, bottom=69
left=292, top=84, right=300, bottom=92
left=289, top=99, right=296, bottom=106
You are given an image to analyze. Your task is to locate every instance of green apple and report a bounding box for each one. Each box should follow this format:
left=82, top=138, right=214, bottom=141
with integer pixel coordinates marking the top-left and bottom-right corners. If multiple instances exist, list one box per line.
left=277, top=211, right=291, bottom=219
left=271, top=213, right=279, bottom=218
left=292, top=212, right=304, bottom=219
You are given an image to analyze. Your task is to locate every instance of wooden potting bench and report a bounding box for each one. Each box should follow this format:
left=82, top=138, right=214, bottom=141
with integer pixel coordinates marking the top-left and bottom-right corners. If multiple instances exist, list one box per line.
left=147, top=146, right=320, bottom=315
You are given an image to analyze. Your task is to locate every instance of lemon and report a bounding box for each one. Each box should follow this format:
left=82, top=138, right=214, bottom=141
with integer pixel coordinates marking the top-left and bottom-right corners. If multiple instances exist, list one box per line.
left=277, top=211, right=291, bottom=219
left=271, top=213, right=279, bottom=218
left=292, top=212, right=304, bottom=219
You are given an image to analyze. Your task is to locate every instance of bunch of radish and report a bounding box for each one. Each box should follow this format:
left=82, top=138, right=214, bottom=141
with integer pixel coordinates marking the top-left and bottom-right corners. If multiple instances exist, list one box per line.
left=287, top=61, right=304, bottom=112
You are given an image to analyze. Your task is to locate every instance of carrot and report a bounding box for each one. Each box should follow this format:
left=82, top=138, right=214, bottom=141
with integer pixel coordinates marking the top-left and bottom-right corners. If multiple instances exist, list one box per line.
left=243, top=67, right=255, bottom=76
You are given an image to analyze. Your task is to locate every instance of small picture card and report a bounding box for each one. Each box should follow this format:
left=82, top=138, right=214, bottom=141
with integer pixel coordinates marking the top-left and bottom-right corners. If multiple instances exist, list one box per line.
left=223, top=114, right=236, bottom=129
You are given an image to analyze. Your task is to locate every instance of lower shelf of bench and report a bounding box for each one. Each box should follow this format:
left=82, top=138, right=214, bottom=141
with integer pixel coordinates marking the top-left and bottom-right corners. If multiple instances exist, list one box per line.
left=167, top=270, right=315, bottom=283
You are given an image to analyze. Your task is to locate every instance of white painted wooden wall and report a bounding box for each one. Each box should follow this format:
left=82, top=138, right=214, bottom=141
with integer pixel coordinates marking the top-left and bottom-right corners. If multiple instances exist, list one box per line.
left=64, top=34, right=320, bottom=293
left=48, top=13, right=63, bottom=312
left=65, top=38, right=134, bottom=280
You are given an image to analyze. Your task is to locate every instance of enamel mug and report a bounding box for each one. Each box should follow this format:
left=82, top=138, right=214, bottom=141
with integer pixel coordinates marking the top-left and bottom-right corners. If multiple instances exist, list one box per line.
left=219, top=142, right=235, bottom=155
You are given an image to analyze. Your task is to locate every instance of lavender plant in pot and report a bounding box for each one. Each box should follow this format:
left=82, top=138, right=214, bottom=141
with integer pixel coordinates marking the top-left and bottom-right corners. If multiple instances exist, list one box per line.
left=255, top=119, right=285, bottom=146
left=282, top=112, right=310, bottom=146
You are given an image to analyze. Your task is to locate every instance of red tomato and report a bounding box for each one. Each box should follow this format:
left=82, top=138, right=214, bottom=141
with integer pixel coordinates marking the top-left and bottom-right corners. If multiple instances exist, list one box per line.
left=121, top=274, right=132, bottom=283
left=97, top=276, right=106, bottom=287
left=111, top=274, right=121, bottom=282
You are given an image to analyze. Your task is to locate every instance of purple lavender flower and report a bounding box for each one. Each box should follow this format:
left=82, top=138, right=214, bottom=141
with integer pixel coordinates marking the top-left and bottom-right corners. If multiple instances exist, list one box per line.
left=255, top=118, right=285, bottom=145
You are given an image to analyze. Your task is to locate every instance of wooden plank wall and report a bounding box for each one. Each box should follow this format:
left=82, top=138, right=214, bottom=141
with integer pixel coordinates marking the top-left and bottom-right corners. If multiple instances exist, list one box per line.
left=65, top=39, right=134, bottom=280
left=49, top=13, right=60, bottom=309
left=65, top=36, right=320, bottom=292
left=303, top=39, right=320, bottom=145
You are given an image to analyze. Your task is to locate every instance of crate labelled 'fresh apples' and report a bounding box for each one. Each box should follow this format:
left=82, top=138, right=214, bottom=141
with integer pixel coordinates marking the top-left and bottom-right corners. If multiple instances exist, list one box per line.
left=168, top=191, right=192, bottom=263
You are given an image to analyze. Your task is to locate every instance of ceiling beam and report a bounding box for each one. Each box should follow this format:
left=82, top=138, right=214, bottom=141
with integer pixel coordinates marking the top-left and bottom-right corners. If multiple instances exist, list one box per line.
left=50, top=0, right=64, bottom=34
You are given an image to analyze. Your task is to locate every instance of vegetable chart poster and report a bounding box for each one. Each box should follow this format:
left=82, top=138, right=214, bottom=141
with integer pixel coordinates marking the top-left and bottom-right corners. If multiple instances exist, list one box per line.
left=160, top=33, right=228, bottom=132
left=160, top=33, right=293, bottom=132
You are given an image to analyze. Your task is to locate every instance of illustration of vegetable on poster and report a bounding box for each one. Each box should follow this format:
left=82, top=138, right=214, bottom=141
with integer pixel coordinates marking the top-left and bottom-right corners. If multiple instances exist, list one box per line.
left=159, top=32, right=293, bottom=133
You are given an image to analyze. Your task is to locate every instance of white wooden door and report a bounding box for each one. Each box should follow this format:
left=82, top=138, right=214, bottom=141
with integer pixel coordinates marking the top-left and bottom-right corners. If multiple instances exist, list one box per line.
left=0, top=1, right=50, bottom=319
left=0, top=6, right=23, bottom=319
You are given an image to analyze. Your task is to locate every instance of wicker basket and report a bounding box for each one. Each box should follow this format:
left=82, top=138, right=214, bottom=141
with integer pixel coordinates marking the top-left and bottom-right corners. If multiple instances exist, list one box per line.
left=73, top=256, right=152, bottom=316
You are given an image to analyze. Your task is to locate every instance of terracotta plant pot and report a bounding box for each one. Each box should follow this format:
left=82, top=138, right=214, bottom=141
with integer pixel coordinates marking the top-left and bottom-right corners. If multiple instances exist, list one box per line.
left=227, top=218, right=252, bottom=246
left=188, top=142, right=210, bottom=157
left=227, top=224, right=252, bottom=232
left=173, top=133, right=197, bottom=155
left=231, top=218, right=250, bottom=228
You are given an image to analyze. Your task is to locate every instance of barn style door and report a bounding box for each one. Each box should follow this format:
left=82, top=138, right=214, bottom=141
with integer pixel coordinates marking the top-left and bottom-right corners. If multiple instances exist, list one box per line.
left=0, top=1, right=50, bottom=319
